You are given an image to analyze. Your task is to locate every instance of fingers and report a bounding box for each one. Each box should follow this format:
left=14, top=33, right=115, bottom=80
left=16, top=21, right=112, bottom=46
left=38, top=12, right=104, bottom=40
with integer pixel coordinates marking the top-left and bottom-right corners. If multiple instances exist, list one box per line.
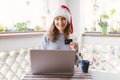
left=69, top=42, right=78, bottom=51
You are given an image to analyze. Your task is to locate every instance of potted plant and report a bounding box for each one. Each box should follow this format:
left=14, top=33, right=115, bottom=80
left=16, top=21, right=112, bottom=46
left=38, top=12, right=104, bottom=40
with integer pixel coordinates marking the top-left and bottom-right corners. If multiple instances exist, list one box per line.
left=14, top=22, right=28, bottom=31
left=98, top=13, right=109, bottom=34
left=98, top=9, right=116, bottom=34
left=0, top=24, right=5, bottom=32
left=34, top=25, right=42, bottom=31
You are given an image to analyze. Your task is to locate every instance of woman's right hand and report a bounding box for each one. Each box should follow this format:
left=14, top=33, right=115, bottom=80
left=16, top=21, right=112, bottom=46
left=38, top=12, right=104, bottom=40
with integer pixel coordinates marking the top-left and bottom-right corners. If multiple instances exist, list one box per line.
left=69, top=42, right=78, bottom=52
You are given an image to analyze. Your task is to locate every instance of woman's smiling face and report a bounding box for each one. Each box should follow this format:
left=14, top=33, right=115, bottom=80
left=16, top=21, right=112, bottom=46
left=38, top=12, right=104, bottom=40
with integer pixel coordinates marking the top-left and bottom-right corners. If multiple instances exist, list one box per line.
left=54, top=16, right=68, bottom=33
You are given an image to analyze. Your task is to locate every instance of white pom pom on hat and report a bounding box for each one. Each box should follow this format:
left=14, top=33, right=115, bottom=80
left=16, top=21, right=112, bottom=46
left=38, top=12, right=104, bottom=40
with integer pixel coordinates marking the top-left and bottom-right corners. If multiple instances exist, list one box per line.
left=52, top=5, right=73, bottom=33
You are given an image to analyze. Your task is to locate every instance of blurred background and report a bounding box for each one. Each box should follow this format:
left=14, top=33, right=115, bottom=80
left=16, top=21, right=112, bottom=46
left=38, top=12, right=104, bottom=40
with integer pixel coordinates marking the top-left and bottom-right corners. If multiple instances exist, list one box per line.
left=0, top=0, right=120, bottom=80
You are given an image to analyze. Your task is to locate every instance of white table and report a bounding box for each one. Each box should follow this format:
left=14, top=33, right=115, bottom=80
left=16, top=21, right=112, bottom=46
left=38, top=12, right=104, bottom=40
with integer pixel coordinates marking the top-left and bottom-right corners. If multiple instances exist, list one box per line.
left=92, top=71, right=120, bottom=80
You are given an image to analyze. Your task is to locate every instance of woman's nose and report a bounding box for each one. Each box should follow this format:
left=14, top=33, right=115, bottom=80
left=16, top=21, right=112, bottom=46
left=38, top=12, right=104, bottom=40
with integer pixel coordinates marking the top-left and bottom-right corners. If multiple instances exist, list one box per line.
left=58, top=19, right=62, bottom=24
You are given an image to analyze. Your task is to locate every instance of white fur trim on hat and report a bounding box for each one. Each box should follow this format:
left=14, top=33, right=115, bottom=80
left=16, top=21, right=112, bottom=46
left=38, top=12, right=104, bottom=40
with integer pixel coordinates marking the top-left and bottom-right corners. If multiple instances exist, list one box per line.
left=52, top=6, right=70, bottom=23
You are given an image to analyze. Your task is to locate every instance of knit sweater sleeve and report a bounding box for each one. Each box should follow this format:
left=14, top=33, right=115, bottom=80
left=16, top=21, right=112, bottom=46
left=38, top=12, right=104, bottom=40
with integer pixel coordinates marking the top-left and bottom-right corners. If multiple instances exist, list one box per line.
left=40, top=33, right=49, bottom=49
left=70, top=33, right=80, bottom=52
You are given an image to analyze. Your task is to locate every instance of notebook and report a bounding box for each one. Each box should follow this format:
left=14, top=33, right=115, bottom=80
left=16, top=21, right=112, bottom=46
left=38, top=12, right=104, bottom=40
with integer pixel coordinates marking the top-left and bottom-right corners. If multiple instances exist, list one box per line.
left=30, top=50, right=76, bottom=75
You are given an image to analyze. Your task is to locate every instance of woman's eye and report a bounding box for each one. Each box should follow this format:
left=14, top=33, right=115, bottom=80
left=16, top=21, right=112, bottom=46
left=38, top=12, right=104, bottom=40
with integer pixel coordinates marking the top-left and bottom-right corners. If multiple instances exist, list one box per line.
left=55, top=18, right=59, bottom=20
left=61, top=17, right=66, bottom=20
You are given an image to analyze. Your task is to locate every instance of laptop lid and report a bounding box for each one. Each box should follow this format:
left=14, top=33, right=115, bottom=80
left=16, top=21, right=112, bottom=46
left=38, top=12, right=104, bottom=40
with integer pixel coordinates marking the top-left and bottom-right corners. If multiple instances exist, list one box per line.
left=30, top=50, right=75, bottom=75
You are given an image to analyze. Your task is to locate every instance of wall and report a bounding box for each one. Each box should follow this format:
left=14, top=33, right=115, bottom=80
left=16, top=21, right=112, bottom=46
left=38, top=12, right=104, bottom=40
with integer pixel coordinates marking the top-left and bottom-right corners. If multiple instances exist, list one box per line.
left=81, top=34, right=120, bottom=73
left=0, top=32, right=44, bottom=52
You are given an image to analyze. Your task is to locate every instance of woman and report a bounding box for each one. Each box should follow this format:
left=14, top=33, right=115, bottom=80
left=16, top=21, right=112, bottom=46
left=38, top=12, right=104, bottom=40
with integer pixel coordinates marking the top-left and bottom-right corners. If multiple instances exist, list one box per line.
left=40, top=5, right=79, bottom=65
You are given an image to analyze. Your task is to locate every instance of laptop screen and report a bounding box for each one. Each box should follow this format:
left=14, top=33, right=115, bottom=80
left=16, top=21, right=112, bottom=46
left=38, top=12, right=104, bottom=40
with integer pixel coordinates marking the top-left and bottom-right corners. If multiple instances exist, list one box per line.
left=30, top=50, right=76, bottom=75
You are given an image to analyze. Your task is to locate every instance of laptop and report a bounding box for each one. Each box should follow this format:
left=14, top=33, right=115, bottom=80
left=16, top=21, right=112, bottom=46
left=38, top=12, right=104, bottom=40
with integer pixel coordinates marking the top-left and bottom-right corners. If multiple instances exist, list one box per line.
left=30, top=50, right=76, bottom=75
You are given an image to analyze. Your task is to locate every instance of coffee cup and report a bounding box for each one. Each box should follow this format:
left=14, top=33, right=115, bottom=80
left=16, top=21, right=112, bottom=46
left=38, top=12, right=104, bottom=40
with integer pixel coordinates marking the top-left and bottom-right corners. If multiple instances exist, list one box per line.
left=80, top=60, right=90, bottom=73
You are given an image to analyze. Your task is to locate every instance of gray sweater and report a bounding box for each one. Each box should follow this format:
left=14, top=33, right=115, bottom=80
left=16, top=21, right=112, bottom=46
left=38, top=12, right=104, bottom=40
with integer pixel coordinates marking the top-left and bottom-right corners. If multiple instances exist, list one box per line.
left=40, top=33, right=78, bottom=50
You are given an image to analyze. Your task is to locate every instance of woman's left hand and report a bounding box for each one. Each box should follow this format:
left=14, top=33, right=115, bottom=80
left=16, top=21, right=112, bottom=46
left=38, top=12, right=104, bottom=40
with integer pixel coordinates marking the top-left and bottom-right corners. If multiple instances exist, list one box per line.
left=69, top=42, right=78, bottom=52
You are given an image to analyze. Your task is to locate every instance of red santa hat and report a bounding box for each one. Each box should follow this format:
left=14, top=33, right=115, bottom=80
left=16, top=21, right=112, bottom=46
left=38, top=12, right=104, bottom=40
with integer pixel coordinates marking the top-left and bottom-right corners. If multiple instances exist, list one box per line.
left=52, top=5, right=73, bottom=33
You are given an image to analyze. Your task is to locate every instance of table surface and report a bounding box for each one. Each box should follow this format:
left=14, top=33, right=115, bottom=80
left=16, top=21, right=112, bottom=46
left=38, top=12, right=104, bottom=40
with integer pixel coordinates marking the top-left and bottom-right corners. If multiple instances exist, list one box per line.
left=91, top=71, right=120, bottom=80
left=22, top=68, right=92, bottom=80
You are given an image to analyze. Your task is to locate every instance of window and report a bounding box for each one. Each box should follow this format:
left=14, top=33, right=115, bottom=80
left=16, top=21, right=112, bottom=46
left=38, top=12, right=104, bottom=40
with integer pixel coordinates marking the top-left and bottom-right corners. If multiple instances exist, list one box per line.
left=0, top=0, right=47, bottom=32
left=83, top=0, right=120, bottom=33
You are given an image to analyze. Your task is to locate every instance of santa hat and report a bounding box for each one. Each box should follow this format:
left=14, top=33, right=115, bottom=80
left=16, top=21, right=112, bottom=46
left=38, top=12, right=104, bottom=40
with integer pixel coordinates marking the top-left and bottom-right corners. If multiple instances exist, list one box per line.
left=52, top=5, right=73, bottom=33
